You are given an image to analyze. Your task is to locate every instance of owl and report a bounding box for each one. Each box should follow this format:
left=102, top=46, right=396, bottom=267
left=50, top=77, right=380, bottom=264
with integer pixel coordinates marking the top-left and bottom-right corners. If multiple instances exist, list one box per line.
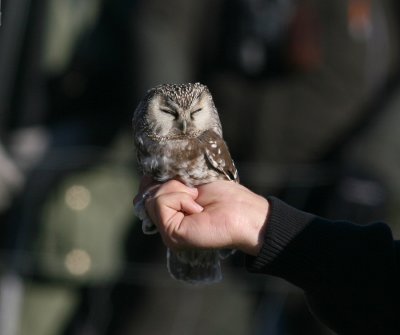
left=133, top=82, right=239, bottom=284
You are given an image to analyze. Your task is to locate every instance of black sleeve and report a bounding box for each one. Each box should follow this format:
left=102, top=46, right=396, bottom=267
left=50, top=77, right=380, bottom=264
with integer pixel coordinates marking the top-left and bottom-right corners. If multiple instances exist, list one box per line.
left=247, top=196, right=400, bottom=334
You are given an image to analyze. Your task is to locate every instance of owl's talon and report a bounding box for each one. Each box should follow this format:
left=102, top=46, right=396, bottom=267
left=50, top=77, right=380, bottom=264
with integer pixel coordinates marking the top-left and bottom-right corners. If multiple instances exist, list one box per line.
left=134, top=194, right=158, bottom=235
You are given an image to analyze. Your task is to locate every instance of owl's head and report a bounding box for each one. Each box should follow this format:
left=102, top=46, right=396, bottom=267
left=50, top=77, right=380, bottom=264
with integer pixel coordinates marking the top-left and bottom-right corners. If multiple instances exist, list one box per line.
left=134, top=83, right=222, bottom=140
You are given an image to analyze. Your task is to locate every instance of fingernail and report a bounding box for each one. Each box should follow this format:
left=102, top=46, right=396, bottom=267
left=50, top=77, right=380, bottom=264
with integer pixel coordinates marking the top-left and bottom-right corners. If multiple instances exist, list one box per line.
left=194, top=203, right=204, bottom=212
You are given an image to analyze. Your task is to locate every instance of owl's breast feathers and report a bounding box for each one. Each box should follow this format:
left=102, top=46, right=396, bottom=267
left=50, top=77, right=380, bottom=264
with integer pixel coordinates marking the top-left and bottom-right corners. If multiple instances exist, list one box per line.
left=135, top=129, right=239, bottom=185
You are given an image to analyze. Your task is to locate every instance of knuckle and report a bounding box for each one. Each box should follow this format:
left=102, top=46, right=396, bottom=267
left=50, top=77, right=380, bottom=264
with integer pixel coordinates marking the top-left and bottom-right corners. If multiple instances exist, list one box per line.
left=166, top=179, right=183, bottom=190
left=152, top=180, right=178, bottom=197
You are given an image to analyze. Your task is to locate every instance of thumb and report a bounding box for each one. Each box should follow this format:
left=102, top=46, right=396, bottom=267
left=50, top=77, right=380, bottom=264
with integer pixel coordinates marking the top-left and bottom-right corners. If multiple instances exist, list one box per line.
left=160, top=192, right=203, bottom=218
left=146, top=192, right=203, bottom=230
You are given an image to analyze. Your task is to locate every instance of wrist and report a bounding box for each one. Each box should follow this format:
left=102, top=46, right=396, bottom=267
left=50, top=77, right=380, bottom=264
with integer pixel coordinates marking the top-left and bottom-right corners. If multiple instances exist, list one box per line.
left=238, top=195, right=269, bottom=256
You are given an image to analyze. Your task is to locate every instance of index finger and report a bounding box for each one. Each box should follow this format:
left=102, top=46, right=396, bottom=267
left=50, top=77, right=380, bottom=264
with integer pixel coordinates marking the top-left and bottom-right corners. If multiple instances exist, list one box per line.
left=152, top=180, right=198, bottom=199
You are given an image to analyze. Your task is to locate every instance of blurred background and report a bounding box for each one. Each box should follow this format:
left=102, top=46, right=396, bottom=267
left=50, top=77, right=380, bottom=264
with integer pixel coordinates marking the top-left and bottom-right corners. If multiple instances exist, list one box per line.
left=0, top=0, right=400, bottom=334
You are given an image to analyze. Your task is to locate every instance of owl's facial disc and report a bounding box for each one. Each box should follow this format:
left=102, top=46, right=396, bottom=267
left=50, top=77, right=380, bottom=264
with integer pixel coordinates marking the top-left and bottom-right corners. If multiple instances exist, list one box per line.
left=158, top=103, right=189, bottom=135
left=146, top=88, right=220, bottom=139
left=157, top=99, right=206, bottom=136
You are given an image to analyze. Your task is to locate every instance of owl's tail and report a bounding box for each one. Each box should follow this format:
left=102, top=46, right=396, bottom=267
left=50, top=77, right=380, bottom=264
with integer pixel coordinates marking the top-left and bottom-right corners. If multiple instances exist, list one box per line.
left=167, top=249, right=222, bottom=285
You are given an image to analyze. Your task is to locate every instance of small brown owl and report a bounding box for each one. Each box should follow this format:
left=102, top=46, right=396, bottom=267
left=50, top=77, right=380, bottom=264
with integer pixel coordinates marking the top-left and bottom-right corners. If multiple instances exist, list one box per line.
left=133, top=82, right=238, bottom=284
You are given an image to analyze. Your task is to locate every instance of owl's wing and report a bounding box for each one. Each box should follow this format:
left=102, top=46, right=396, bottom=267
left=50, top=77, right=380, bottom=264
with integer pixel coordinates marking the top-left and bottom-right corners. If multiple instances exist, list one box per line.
left=198, top=130, right=239, bottom=182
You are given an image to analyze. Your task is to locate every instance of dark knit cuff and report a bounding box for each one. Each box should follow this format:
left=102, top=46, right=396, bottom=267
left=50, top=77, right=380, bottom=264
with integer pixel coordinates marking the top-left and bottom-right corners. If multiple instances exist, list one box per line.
left=246, top=196, right=322, bottom=290
left=247, top=196, right=313, bottom=270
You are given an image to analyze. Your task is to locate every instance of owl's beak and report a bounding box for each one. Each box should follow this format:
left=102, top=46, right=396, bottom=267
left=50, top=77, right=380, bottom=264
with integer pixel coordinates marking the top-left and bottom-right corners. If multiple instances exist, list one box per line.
left=181, top=119, right=187, bottom=134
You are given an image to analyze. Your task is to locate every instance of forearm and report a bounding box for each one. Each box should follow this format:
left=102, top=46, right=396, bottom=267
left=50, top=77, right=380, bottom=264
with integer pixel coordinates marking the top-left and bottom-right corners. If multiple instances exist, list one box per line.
left=247, top=196, right=400, bottom=333
left=247, top=196, right=397, bottom=287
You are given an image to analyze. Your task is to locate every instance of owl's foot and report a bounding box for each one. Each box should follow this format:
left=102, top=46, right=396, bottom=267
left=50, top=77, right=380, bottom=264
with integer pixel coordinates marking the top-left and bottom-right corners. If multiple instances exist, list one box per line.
left=167, top=248, right=222, bottom=285
left=134, top=189, right=158, bottom=235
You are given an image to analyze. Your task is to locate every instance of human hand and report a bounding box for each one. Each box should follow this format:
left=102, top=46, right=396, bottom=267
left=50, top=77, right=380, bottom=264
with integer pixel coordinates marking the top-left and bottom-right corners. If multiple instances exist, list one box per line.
left=135, top=179, right=269, bottom=256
